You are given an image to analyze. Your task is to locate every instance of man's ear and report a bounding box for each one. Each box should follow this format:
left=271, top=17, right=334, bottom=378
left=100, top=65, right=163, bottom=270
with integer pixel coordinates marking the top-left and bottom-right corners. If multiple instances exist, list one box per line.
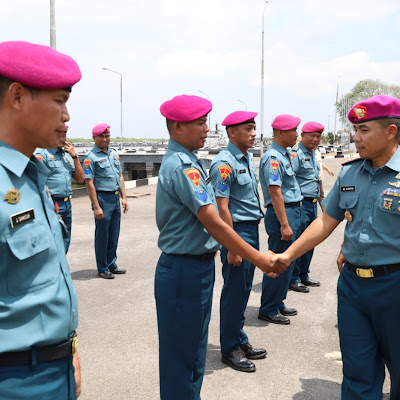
left=7, top=82, right=28, bottom=111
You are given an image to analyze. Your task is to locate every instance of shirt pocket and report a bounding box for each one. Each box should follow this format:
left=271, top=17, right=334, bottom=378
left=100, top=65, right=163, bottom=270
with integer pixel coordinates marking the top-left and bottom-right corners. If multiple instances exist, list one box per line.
left=301, top=160, right=317, bottom=179
left=48, top=160, right=61, bottom=169
left=339, top=194, right=358, bottom=210
left=236, top=173, right=254, bottom=200
left=5, top=222, right=57, bottom=296
left=374, top=194, right=400, bottom=234
left=97, top=161, right=111, bottom=176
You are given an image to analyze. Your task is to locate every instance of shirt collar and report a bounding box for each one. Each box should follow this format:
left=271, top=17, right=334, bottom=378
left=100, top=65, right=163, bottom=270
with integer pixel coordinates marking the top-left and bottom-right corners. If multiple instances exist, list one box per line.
left=93, top=145, right=109, bottom=154
left=227, top=142, right=248, bottom=161
left=298, top=141, right=313, bottom=156
left=362, top=146, right=400, bottom=173
left=168, top=140, right=200, bottom=162
left=0, top=141, right=31, bottom=178
left=271, top=141, right=289, bottom=156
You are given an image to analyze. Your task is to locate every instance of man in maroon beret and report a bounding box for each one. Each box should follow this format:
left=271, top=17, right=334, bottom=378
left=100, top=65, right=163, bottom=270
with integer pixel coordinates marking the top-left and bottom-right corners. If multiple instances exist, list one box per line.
left=0, top=41, right=82, bottom=399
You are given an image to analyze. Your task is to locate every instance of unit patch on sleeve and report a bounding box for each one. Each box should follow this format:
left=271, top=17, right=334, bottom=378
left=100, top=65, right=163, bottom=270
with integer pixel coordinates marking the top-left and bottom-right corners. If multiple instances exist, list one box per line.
left=270, top=160, right=280, bottom=171
left=218, top=165, right=232, bottom=181
left=35, top=155, right=44, bottom=161
left=184, top=168, right=201, bottom=187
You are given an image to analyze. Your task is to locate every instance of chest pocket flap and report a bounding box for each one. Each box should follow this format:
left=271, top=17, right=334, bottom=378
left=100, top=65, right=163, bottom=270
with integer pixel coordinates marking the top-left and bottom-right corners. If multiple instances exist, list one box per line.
left=339, top=194, right=358, bottom=210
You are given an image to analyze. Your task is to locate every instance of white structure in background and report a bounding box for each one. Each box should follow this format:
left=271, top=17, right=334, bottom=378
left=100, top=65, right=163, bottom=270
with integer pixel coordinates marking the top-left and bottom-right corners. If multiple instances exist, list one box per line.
left=203, top=124, right=228, bottom=149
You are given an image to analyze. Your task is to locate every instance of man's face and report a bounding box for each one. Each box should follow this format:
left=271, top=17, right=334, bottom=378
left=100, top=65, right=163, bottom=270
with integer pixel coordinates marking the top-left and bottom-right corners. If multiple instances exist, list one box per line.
left=301, top=131, right=321, bottom=151
left=229, top=123, right=256, bottom=152
left=282, top=128, right=298, bottom=148
left=94, top=133, right=111, bottom=151
left=353, top=120, right=392, bottom=160
left=24, top=88, right=70, bottom=150
left=57, top=130, right=67, bottom=149
left=179, top=116, right=209, bottom=152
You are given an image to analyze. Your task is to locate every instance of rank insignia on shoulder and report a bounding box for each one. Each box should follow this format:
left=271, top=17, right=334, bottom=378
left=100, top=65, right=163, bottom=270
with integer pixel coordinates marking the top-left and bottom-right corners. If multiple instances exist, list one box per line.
left=218, top=164, right=232, bottom=181
left=218, top=182, right=229, bottom=192
left=270, top=160, right=280, bottom=171
left=4, top=188, right=21, bottom=204
left=205, top=177, right=211, bottom=185
left=184, top=168, right=201, bottom=187
left=239, top=169, right=246, bottom=174
left=270, top=172, right=279, bottom=181
left=344, top=211, right=353, bottom=222
left=10, top=208, right=35, bottom=228
left=35, top=154, right=44, bottom=161
left=195, top=190, right=208, bottom=202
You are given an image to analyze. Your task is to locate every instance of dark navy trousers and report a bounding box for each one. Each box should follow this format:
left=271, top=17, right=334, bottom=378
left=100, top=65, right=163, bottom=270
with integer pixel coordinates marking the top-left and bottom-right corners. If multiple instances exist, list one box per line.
left=338, top=265, right=400, bottom=400
left=291, top=200, right=317, bottom=283
left=220, top=223, right=258, bottom=354
left=155, top=252, right=215, bottom=400
left=260, top=205, right=301, bottom=317
left=54, top=199, right=72, bottom=254
left=0, top=357, right=76, bottom=400
left=94, top=192, right=121, bottom=273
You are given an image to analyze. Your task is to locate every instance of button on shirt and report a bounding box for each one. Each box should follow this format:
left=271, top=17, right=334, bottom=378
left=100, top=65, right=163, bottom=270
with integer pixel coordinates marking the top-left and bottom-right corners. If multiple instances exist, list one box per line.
left=35, top=148, right=75, bottom=197
left=83, top=145, right=122, bottom=191
left=323, top=147, right=400, bottom=266
left=210, top=142, right=264, bottom=222
left=0, top=141, right=78, bottom=352
left=291, top=142, right=320, bottom=198
left=156, top=140, right=220, bottom=255
left=259, top=142, right=303, bottom=206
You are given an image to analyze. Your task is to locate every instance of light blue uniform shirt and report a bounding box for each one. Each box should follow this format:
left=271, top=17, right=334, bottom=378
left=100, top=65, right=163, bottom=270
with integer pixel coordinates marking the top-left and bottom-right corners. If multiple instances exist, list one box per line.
left=0, top=141, right=78, bottom=352
left=83, top=145, right=122, bottom=191
left=291, top=142, right=320, bottom=198
left=259, top=142, right=303, bottom=207
left=323, top=147, right=400, bottom=266
left=35, top=148, right=75, bottom=197
left=156, top=140, right=220, bottom=255
left=210, top=142, right=264, bottom=222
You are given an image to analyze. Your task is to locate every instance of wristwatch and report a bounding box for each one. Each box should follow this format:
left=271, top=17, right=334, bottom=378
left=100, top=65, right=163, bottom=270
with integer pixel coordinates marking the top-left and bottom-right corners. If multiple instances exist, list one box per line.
left=72, top=155, right=78, bottom=159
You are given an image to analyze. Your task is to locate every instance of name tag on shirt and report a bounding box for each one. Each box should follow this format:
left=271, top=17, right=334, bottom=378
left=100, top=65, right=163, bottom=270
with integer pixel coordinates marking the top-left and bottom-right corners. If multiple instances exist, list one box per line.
left=239, top=169, right=246, bottom=174
left=341, top=186, right=356, bottom=192
left=10, top=208, right=35, bottom=228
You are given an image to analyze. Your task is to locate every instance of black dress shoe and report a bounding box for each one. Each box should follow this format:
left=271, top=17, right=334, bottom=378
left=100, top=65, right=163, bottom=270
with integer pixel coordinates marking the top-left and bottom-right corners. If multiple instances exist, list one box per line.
left=258, top=313, right=290, bottom=325
left=240, top=343, right=267, bottom=360
left=279, top=307, right=298, bottom=316
left=289, top=282, right=310, bottom=293
left=301, top=277, right=320, bottom=287
left=109, top=268, right=126, bottom=274
left=98, top=271, right=115, bottom=279
left=221, top=349, right=256, bottom=372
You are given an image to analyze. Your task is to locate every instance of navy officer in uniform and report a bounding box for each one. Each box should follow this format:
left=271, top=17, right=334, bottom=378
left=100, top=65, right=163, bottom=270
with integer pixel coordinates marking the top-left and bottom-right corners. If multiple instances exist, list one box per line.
left=258, top=114, right=303, bottom=325
left=83, top=124, right=128, bottom=279
left=35, top=124, right=85, bottom=253
left=0, top=40, right=81, bottom=399
left=155, top=95, right=287, bottom=400
left=289, top=121, right=323, bottom=290
left=274, top=95, right=400, bottom=399
left=210, top=111, right=266, bottom=373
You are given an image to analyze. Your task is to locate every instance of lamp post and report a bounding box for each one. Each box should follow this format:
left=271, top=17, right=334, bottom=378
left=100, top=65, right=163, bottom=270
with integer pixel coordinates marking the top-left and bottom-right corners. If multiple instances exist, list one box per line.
left=198, top=90, right=211, bottom=131
left=333, top=74, right=342, bottom=146
left=237, top=99, right=248, bottom=111
left=50, top=0, right=56, bottom=49
left=260, top=0, right=272, bottom=157
left=102, top=68, right=123, bottom=151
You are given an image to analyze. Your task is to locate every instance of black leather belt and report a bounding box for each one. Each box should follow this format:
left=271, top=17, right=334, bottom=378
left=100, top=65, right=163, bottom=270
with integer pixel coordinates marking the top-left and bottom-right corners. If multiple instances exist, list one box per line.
left=303, top=197, right=318, bottom=203
left=347, top=262, right=400, bottom=278
left=0, top=335, right=78, bottom=366
left=284, top=201, right=302, bottom=208
left=96, top=190, right=120, bottom=195
left=172, top=252, right=216, bottom=261
left=234, top=220, right=260, bottom=226
left=52, top=196, right=71, bottom=202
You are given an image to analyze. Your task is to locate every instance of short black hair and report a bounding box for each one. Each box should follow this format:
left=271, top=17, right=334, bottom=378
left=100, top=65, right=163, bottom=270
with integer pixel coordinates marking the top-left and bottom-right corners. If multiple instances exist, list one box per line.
left=377, top=118, right=400, bottom=138
left=0, top=74, right=40, bottom=102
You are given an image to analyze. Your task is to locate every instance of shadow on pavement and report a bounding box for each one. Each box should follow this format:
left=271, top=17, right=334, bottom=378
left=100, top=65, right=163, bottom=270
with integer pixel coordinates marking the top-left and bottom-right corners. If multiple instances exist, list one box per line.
left=243, top=305, right=271, bottom=327
left=292, top=378, right=341, bottom=399
left=251, top=281, right=262, bottom=293
left=71, top=269, right=98, bottom=281
left=205, top=343, right=227, bottom=375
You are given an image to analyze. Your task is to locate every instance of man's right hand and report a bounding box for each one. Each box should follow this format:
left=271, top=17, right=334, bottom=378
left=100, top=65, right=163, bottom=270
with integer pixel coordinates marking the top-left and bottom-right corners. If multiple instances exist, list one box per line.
left=94, top=206, right=104, bottom=219
left=281, top=224, right=293, bottom=241
left=258, top=250, right=288, bottom=278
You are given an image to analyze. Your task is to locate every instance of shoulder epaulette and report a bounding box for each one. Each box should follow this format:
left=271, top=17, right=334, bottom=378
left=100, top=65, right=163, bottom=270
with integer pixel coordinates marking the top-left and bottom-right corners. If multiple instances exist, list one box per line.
left=341, top=156, right=363, bottom=166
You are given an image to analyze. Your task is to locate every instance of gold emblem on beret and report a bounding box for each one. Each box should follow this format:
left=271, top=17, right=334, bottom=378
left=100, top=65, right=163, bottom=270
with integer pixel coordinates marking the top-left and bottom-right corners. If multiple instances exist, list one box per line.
left=4, top=188, right=20, bottom=204
left=354, top=108, right=366, bottom=119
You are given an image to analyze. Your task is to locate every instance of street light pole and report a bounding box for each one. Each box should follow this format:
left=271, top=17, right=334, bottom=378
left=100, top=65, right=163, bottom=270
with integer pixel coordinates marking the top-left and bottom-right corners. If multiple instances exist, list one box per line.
left=198, top=90, right=211, bottom=131
left=103, top=68, right=123, bottom=151
left=260, top=0, right=272, bottom=157
left=237, top=99, right=248, bottom=111
left=333, top=74, right=342, bottom=145
left=50, top=0, right=56, bottom=49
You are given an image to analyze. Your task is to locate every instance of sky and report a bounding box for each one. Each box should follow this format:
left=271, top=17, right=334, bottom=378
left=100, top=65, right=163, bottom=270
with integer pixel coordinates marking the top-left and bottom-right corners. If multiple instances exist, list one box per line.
left=2, top=0, right=400, bottom=139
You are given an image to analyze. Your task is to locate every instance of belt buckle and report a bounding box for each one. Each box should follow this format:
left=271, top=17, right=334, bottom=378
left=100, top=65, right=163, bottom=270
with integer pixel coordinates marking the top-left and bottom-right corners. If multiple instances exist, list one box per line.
left=71, top=333, right=79, bottom=354
left=115, top=191, right=120, bottom=195
left=299, top=201, right=302, bottom=206
left=63, top=197, right=69, bottom=202
left=313, top=198, right=317, bottom=203
left=356, top=268, right=374, bottom=278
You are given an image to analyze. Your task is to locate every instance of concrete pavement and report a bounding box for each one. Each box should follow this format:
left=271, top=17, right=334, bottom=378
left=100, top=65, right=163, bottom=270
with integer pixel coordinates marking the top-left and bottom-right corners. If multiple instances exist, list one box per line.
left=68, top=157, right=390, bottom=399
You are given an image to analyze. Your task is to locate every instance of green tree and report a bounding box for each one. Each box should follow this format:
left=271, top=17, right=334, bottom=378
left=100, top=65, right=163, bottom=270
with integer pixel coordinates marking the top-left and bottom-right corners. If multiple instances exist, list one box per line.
left=322, top=132, right=335, bottom=145
left=336, top=79, right=400, bottom=126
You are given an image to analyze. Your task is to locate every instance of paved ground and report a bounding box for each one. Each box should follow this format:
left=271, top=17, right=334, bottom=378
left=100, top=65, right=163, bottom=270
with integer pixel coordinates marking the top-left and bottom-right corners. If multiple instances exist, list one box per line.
left=67, top=157, right=390, bottom=400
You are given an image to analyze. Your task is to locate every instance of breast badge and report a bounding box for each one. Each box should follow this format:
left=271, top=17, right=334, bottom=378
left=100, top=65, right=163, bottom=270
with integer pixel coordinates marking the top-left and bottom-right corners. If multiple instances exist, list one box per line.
left=383, top=198, right=393, bottom=210
left=4, top=188, right=20, bottom=204
left=184, top=168, right=201, bottom=187
left=344, top=211, right=353, bottom=222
